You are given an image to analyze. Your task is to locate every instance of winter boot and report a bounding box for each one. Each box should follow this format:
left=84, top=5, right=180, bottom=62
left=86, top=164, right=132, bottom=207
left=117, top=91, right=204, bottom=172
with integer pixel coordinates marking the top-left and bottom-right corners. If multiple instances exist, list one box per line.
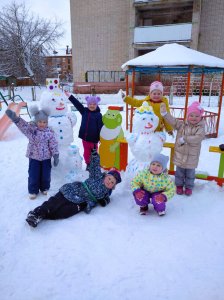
left=185, top=188, right=192, bottom=196
left=29, top=193, right=37, bottom=200
left=176, top=186, right=184, bottom=195
left=26, top=210, right=43, bottom=228
left=158, top=211, right=166, bottom=216
left=139, top=205, right=149, bottom=215
left=41, top=190, right=48, bottom=195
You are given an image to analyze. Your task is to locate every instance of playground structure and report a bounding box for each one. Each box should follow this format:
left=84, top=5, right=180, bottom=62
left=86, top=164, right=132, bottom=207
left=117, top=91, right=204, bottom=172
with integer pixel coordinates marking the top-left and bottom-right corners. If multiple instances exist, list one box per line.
left=122, top=43, right=224, bottom=138
left=120, top=43, right=224, bottom=185
left=0, top=90, right=30, bottom=140
left=0, top=102, right=27, bottom=140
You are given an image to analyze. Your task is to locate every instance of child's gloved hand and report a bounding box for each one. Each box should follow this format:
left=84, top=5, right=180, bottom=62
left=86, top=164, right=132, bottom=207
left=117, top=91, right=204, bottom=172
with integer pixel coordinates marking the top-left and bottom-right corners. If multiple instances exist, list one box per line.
left=121, top=91, right=126, bottom=100
left=160, top=103, right=167, bottom=115
left=53, top=154, right=59, bottom=167
left=64, top=90, right=71, bottom=98
left=154, top=193, right=167, bottom=204
left=219, top=144, right=224, bottom=151
left=5, top=109, right=20, bottom=123
left=98, top=195, right=110, bottom=207
left=178, top=137, right=185, bottom=145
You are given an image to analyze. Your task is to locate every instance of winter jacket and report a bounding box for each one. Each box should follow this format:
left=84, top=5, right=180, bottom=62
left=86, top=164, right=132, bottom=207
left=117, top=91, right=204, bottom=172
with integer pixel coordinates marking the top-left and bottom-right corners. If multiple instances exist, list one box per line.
left=15, top=118, right=59, bottom=161
left=131, top=169, right=175, bottom=200
left=68, top=95, right=103, bottom=143
left=59, top=152, right=112, bottom=210
left=164, top=113, right=205, bottom=169
left=124, top=95, right=173, bottom=132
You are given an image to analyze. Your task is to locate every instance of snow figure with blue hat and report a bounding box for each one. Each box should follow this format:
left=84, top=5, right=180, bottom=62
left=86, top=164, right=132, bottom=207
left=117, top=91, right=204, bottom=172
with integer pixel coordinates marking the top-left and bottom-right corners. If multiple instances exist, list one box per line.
left=65, top=143, right=87, bottom=183
left=125, top=101, right=166, bottom=181
left=40, top=90, right=77, bottom=182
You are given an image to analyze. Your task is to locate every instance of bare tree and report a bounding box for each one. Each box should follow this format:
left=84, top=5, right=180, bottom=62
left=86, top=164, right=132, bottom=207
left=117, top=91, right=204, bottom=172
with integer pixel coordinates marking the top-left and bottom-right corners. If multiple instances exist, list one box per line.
left=0, top=1, right=64, bottom=83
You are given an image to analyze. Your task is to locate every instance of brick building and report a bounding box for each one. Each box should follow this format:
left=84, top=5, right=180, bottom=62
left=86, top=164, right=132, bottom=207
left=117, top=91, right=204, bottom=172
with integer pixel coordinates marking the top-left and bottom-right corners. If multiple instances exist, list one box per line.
left=70, top=0, right=224, bottom=88
left=45, top=46, right=73, bottom=82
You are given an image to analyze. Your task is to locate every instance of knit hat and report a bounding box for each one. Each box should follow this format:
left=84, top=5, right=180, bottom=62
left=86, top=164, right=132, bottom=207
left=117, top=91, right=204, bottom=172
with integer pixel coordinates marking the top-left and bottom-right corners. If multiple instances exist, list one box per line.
left=187, top=101, right=204, bottom=118
left=107, top=169, right=122, bottom=184
left=29, top=105, right=50, bottom=123
left=149, top=81, right=164, bottom=93
left=85, top=95, right=101, bottom=105
left=150, top=153, right=169, bottom=172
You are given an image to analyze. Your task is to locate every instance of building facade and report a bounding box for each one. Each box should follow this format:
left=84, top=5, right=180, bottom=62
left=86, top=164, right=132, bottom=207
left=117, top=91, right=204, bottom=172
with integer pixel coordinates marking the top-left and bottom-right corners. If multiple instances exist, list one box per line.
left=70, top=0, right=224, bottom=83
left=45, top=46, right=73, bottom=82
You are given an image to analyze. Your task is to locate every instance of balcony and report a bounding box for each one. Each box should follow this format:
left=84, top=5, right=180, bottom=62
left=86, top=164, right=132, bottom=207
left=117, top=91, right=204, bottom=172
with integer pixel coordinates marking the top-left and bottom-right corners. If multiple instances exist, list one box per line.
left=134, top=23, right=192, bottom=44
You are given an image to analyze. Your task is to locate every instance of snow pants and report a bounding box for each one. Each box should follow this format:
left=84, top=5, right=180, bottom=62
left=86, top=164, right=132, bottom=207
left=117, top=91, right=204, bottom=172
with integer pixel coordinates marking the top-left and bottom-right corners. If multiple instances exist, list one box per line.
left=33, top=192, right=87, bottom=220
left=134, top=190, right=166, bottom=214
left=82, top=140, right=98, bottom=164
left=28, top=158, right=51, bottom=194
left=175, top=166, right=195, bottom=189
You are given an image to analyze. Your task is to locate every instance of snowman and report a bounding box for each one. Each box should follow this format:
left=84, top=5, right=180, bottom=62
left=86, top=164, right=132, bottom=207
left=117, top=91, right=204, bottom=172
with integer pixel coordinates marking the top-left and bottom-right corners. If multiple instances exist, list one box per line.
left=125, top=101, right=165, bottom=180
left=40, top=90, right=77, bottom=180
left=65, top=143, right=87, bottom=183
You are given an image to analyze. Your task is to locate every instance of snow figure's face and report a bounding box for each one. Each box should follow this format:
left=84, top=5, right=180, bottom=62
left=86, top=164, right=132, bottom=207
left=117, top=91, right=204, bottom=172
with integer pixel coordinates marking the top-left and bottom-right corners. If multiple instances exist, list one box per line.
left=40, top=90, right=68, bottom=117
left=133, top=101, right=159, bottom=133
left=103, top=109, right=122, bottom=129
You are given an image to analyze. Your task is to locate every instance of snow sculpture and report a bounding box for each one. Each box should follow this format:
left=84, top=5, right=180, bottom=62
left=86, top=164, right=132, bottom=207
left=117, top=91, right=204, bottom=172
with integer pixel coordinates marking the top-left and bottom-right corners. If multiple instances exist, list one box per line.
left=126, top=101, right=165, bottom=179
left=40, top=90, right=77, bottom=181
left=65, top=143, right=87, bottom=183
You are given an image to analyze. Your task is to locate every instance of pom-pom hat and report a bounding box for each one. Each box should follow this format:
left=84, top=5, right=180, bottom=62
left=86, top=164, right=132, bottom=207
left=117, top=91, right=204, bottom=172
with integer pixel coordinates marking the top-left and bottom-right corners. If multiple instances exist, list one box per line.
left=107, top=169, right=122, bottom=184
left=85, top=95, right=101, bottom=105
left=187, top=101, right=204, bottom=118
left=150, top=153, right=169, bottom=172
left=29, top=105, right=50, bottom=123
left=149, top=81, right=164, bottom=93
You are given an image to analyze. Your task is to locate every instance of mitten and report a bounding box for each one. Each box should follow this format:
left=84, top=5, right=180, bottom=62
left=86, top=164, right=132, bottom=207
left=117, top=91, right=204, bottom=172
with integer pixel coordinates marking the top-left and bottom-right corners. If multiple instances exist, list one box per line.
left=219, top=144, right=224, bottom=151
left=5, top=109, right=20, bottom=123
left=53, top=154, right=59, bottom=167
left=154, top=193, right=167, bottom=204
left=178, top=137, right=185, bottom=145
left=160, top=103, right=167, bottom=115
left=98, top=195, right=110, bottom=207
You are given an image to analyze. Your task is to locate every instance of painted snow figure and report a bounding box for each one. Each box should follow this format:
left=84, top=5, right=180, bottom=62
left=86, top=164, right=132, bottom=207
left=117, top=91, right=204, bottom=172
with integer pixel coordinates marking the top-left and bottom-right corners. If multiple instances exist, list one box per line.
left=65, top=143, right=87, bottom=183
left=126, top=101, right=165, bottom=180
left=40, top=90, right=77, bottom=181
left=99, top=106, right=124, bottom=170
left=40, top=90, right=77, bottom=148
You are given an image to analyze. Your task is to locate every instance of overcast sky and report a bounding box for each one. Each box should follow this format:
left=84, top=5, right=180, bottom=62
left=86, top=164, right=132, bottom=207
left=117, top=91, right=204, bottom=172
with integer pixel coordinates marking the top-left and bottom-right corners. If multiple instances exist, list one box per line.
left=0, top=0, right=71, bottom=49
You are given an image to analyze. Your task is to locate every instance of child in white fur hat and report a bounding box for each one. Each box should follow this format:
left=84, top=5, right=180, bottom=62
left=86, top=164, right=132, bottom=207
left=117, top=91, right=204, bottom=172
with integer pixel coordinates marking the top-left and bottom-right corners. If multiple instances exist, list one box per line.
left=123, top=81, right=173, bottom=135
left=5, top=105, right=59, bottom=199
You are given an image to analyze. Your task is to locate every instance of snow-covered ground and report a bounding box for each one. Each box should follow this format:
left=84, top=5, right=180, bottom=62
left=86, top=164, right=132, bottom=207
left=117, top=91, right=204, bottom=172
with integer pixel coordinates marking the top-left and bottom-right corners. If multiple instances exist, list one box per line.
left=0, top=86, right=224, bottom=300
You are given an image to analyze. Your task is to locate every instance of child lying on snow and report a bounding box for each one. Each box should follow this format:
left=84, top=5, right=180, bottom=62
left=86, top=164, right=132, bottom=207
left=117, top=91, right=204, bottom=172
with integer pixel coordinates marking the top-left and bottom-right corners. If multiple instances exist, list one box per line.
left=26, top=149, right=121, bottom=228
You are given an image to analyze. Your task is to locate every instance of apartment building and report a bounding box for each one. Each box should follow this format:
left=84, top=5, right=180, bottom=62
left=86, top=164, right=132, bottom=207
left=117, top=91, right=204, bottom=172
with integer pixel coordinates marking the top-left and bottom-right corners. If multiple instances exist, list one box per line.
left=70, top=0, right=224, bottom=84
left=45, top=46, right=73, bottom=82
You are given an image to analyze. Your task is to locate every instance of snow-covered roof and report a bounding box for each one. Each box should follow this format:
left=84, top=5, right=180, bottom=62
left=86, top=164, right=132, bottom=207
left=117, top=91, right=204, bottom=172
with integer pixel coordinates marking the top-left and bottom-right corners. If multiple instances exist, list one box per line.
left=121, top=43, right=224, bottom=70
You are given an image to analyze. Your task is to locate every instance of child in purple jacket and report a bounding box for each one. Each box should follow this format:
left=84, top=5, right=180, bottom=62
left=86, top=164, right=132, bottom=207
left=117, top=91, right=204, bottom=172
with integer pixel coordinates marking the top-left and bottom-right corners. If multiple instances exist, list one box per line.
left=6, top=105, right=59, bottom=199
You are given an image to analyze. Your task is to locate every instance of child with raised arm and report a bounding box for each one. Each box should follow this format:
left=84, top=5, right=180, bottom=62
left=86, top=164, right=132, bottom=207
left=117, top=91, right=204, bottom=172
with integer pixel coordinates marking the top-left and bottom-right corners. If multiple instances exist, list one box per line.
left=123, top=81, right=173, bottom=135
left=160, top=101, right=205, bottom=196
left=6, top=105, right=59, bottom=199
left=131, top=153, right=175, bottom=216
left=65, top=91, right=103, bottom=170
left=25, top=149, right=122, bottom=228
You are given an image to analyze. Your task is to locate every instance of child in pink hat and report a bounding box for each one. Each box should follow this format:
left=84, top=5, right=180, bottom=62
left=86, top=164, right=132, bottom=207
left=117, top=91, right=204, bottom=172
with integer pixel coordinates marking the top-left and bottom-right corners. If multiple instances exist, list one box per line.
left=160, top=101, right=205, bottom=196
left=123, top=80, right=173, bottom=135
